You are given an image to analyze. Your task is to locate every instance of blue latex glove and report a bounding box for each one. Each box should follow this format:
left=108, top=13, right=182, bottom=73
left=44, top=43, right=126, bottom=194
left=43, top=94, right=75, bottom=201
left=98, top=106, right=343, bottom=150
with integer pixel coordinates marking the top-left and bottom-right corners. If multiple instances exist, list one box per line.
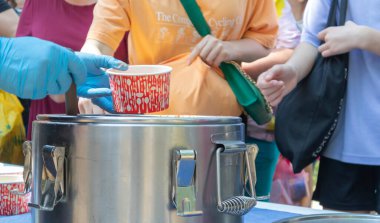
left=76, top=52, right=128, bottom=113
left=0, top=37, right=86, bottom=99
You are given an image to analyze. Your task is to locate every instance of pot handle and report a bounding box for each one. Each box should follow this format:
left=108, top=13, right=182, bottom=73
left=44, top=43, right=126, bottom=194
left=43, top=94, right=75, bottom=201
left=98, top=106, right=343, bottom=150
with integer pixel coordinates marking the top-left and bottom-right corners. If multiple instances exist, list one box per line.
left=216, top=145, right=257, bottom=216
left=65, top=82, right=78, bottom=116
left=11, top=141, right=33, bottom=195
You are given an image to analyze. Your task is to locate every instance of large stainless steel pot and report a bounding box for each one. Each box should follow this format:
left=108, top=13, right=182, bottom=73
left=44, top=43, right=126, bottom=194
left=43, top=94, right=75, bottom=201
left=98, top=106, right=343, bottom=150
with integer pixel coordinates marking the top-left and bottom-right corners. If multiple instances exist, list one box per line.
left=15, top=115, right=257, bottom=223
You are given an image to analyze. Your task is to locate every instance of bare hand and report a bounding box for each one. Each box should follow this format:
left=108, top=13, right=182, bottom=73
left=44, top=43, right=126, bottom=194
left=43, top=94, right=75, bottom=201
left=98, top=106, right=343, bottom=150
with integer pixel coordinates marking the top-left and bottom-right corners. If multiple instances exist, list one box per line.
left=78, top=97, right=106, bottom=114
left=188, top=35, right=231, bottom=67
left=318, top=21, right=361, bottom=57
left=257, top=64, right=298, bottom=106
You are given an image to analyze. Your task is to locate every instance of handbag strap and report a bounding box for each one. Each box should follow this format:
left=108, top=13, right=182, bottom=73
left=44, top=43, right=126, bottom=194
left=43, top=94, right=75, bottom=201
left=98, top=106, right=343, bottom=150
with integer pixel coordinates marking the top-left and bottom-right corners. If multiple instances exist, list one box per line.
left=327, top=0, right=348, bottom=27
left=325, top=0, right=349, bottom=66
left=339, top=0, right=348, bottom=26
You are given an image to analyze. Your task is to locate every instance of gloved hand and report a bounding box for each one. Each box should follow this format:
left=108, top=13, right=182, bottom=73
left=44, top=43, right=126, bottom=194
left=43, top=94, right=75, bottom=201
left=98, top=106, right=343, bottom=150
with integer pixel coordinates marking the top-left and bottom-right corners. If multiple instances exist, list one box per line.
left=0, top=37, right=86, bottom=99
left=76, top=52, right=128, bottom=113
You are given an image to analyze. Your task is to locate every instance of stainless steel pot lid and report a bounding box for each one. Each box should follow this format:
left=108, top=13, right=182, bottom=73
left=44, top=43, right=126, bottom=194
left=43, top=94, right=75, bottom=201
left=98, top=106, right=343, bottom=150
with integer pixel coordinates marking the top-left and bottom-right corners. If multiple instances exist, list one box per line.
left=274, top=213, right=380, bottom=223
left=36, top=114, right=242, bottom=125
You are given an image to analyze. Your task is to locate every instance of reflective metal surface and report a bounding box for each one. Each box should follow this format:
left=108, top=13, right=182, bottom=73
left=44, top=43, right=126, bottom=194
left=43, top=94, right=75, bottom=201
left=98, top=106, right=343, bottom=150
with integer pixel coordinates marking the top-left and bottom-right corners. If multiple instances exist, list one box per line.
left=36, top=114, right=242, bottom=124
left=29, top=145, right=66, bottom=211
left=216, top=146, right=257, bottom=216
left=172, top=149, right=203, bottom=217
left=31, top=114, right=249, bottom=223
left=11, top=141, right=32, bottom=195
left=275, top=214, right=380, bottom=223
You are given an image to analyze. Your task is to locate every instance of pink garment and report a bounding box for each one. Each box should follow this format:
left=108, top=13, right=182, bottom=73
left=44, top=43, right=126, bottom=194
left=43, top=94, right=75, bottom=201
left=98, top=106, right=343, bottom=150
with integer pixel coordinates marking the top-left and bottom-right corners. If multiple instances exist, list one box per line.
left=16, top=0, right=128, bottom=140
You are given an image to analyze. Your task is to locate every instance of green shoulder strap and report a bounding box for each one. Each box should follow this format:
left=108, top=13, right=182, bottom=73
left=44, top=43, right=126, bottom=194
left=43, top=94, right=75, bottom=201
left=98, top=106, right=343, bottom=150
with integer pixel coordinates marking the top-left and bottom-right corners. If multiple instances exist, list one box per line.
left=179, top=0, right=210, bottom=37
left=179, top=0, right=272, bottom=124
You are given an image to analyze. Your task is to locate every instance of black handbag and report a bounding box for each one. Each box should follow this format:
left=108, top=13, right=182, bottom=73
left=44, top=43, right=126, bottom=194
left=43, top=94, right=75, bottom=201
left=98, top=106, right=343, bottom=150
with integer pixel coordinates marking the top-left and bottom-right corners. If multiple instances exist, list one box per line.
left=275, top=0, right=348, bottom=173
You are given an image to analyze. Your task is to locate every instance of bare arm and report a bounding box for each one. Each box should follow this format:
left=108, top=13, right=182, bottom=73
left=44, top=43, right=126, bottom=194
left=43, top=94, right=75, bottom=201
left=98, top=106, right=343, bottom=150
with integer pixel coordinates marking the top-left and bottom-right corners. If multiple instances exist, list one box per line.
left=0, top=8, right=19, bottom=37
left=287, top=42, right=318, bottom=82
left=355, top=25, right=380, bottom=56
left=81, top=39, right=115, bottom=56
left=318, top=21, right=380, bottom=57
left=242, top=48, right=293, bottom=80
left=188, top=36, right=270, bottom=67
left=223, top=38, right=270, bottom=63
left=256, top=42, right=318, bottom=106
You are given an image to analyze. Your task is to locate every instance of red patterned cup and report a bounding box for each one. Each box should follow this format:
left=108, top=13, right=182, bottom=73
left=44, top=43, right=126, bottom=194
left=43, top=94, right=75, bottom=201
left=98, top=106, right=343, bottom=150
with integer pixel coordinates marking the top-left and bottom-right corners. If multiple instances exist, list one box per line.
left=0, top=175, right=30, bottom=216
left=108, top=65, right=172, bottom=114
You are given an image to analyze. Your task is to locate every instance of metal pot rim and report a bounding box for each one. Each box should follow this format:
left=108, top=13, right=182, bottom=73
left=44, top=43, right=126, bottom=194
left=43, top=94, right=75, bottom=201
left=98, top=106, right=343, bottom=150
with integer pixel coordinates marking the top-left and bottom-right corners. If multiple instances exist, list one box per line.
left=36, top=114, right=242, bottom=125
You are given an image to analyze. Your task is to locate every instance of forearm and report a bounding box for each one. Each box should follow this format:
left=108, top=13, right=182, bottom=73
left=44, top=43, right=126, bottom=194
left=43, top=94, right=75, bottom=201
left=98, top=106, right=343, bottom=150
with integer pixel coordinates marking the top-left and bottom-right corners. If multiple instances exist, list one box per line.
left=359, top=26, right=380, bottom=56
left=49, top=95, right=65, bottom=103
left=243, top=48, right=293, bottom=79
left=81, top=39, right=115, bottom=56
left=225, top=38, right=270, bottom=63
left=0, top=9, right=19, bottom=37
left=286, top=42, right=318, bottom=82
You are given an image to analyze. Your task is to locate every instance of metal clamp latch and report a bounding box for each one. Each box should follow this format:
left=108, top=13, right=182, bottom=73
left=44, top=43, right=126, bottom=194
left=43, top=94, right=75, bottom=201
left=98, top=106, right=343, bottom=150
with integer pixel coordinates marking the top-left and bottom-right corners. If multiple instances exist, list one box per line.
left=172, top=149, right=203, bottom=217
left=29, top=145, right=66, bottom=211
left=11, top=141, right=33, bottom=195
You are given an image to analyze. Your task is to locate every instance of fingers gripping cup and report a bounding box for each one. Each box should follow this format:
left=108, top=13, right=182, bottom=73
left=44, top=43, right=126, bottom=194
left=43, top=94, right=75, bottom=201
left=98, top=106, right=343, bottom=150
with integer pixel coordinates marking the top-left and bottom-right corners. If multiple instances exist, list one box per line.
left=107, top=65, right=172, bottom=114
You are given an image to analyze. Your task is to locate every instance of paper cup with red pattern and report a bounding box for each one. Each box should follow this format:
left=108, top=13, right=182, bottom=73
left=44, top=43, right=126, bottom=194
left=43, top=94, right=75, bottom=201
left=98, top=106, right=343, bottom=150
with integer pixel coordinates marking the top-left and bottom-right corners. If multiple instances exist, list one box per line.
left=108, top=65, right=172, bottom=114
left=0, top=175, right=30, bottom=216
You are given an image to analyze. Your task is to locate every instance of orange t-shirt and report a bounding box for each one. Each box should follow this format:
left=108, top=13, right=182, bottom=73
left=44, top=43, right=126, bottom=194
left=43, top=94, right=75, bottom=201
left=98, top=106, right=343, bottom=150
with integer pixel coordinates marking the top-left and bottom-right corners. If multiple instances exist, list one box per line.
left=88, top=0, right=278, bottom=65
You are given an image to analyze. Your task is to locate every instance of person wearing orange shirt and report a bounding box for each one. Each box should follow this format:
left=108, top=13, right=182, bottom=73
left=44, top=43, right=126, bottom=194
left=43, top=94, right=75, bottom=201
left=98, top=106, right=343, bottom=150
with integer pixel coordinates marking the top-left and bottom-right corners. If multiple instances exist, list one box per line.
left=79, top=0, right=278, bottom=115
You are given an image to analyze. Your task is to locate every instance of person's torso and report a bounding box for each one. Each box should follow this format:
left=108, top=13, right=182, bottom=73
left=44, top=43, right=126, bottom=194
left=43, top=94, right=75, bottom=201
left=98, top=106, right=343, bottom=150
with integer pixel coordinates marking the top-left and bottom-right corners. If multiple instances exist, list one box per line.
left=22, top=0, right=95, bottom=51
left=127, top=0, right=255, bottom=64
left=316, top=0, right=380, bottom=165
